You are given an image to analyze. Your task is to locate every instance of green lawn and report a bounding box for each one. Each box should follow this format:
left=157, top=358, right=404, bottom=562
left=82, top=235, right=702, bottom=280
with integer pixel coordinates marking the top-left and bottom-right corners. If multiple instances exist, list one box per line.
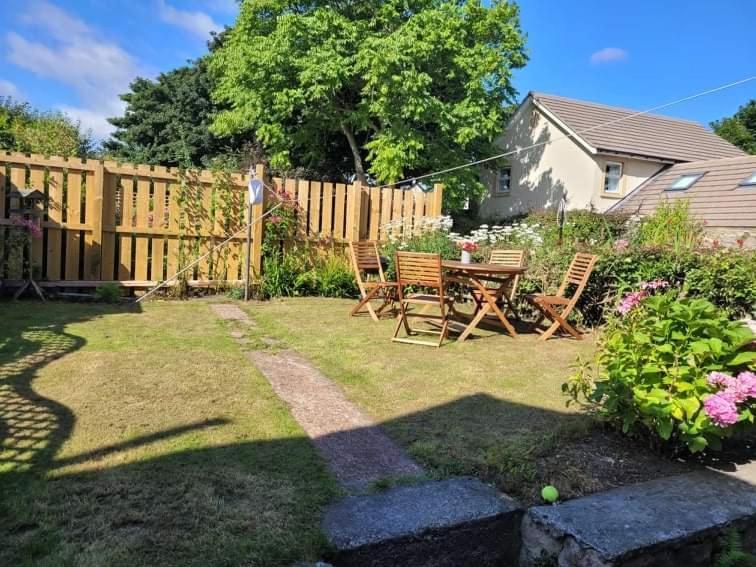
left=245, top=297, right=692, bottom=503
left=0, top=301, right=339, bottom=567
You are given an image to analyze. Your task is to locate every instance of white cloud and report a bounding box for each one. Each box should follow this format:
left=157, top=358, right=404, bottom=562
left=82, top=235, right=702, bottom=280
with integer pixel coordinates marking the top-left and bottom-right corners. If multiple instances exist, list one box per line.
left=0, top=79, right=22, bottom=99
left=589, top=47, right=628, bottom=65
left=4, top=0, right=143, bottom=140
left=158, top=0, right=222, bottom=39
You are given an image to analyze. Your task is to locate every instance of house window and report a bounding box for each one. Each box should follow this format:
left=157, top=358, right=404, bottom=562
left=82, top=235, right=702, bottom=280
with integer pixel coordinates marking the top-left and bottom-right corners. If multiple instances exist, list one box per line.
left=740, top=172, right=756, bottom=187
left=667, top=172, right=705, bottom=191
left=603, top=162, right=623, bottom=194
left=496, top=167, right=511, bottom=194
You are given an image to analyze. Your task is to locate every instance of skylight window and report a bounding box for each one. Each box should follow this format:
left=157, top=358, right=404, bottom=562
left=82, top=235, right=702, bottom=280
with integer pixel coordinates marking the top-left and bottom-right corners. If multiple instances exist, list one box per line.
left=667, top=172, right=705, bottom=191
left=740, top=172, right=756, bottom=186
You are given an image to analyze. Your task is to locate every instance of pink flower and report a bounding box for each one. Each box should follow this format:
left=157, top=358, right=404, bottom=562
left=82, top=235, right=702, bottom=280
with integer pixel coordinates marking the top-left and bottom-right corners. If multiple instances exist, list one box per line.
left=737, top=371, right=756, bottom=398
left=613, top=239, right=629, bottom=252
left=268, top=215, right=283, bottom=224
left=703, top=393, right=739, bottom=427
left=707, top=371, right=736, bottom=388
left=617, top=290, right=646, bottom=315
left=12, top=217, right=42, bottom=238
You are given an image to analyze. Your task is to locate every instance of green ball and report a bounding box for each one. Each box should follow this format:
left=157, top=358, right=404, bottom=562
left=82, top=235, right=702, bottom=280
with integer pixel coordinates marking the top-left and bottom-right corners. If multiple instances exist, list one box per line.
left=541, top=485, right=559, bottom=503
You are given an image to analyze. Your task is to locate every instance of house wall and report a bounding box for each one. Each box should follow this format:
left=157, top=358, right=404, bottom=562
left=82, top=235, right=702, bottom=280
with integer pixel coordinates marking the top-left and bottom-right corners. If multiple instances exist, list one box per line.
left=478, top=99, right=667, bottom=219
left=592, top=156, right=667, bottom=211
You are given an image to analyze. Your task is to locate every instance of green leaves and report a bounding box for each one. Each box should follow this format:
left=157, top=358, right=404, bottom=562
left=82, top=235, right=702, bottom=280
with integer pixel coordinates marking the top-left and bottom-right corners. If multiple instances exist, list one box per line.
left=563, top=290, right=756, bottom=454
left=209, top=0, right=527, bottom=208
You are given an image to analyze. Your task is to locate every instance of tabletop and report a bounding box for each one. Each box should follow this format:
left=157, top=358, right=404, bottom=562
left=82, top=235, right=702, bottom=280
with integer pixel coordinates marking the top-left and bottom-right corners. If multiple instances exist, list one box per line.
left=442, top=260, right=527, bottom=275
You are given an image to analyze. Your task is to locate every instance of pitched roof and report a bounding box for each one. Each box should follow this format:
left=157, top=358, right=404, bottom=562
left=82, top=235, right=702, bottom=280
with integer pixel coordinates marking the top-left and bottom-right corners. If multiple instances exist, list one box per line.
left=530, top=92, right=746, bottom=163
left=611, top=155, right=756, bottom=228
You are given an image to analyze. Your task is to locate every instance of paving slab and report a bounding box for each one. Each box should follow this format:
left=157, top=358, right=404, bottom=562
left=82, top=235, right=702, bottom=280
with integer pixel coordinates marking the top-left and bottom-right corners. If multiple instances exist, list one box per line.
left=248, top=350, right=423, bottom=491
left=209, top=303, right=255, bottom=325
left=521, top=468, right=756, bottom=566
left=323, top=477, right=523, bottom=566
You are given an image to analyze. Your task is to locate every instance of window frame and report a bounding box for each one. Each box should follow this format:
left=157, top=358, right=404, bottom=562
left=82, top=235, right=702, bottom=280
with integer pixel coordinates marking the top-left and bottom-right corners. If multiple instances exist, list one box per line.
left=602, top=161, right=624, bottom=195
left=739, top=172, right=756, bottom=187
left=666, top=172, right=705, bottom=192
left=495, top=166, right=512, bottom=196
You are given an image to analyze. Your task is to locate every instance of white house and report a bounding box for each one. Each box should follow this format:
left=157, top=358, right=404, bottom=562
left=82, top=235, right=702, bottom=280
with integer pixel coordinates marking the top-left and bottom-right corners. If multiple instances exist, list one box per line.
left=478, top=92, right=745, bottom=218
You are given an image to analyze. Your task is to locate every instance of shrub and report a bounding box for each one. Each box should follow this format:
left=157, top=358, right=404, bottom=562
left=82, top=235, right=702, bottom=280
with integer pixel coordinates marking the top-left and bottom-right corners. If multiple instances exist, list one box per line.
left=95, top=283, right=121, bottom=303
left=564, top=289, right=756, bottom=453
left=630, top=199, right=703, bottom=252
left=381, top=229, right=459, bottom=279
left=685, top=250, right=756, bottom=318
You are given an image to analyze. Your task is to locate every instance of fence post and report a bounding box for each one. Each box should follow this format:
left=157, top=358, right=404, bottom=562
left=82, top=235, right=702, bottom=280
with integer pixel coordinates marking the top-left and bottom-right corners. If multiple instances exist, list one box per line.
left=431, top=183, right=444, bottom=216
left=87, top=160, right=105, bottom=279
left=348, top=180, right=363, bottom=241
left=250, top=163, right=266, bottom=276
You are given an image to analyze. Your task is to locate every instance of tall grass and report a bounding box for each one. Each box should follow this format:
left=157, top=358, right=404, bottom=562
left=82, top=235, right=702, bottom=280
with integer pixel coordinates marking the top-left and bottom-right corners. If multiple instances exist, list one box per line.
left=633, top=199, right=703, bottom=253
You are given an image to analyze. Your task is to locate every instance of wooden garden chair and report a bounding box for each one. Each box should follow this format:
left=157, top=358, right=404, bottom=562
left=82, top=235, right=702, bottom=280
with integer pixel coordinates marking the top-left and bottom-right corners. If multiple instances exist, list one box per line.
left=348, top=241, right=398, bottom=322
left=392, top=252, right=454, bottom=347
left=471, top=249, right=526, bottom=320
left=525, top=252, right=598, bottom=341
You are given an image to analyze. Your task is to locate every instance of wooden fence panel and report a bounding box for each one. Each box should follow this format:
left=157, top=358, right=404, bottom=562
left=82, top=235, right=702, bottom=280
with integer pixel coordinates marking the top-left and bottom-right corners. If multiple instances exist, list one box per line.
left=0, top=151, right=442, bottom=288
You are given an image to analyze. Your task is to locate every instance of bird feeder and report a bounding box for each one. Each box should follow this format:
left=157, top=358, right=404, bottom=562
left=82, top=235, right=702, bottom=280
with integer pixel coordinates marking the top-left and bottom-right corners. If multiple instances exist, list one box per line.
left=8, top=186, right=46, bottom=300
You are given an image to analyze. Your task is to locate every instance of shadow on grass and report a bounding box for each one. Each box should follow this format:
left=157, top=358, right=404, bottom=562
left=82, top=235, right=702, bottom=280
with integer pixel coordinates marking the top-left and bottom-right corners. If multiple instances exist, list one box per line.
left=0, top=304, right=752, bottom=566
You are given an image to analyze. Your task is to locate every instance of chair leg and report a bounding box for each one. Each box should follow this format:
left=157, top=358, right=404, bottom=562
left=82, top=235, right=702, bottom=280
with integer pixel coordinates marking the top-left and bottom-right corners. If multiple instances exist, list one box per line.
left=351, top=287, right=382, bottom=321
left=538, top=304, right=582, bottom=341
left=392, top=302, right=409, bottom=340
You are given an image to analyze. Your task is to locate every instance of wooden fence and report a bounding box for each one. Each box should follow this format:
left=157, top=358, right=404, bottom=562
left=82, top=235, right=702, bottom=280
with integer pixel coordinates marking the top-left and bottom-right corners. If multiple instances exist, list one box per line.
left=0, top=152, right=443, bottom=288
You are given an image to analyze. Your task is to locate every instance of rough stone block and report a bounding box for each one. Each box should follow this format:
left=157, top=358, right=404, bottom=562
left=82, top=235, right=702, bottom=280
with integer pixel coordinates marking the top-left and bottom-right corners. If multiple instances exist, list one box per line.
left=520, top=469, right=756, bottom=566
left=322, top=477, right=522, bottom=566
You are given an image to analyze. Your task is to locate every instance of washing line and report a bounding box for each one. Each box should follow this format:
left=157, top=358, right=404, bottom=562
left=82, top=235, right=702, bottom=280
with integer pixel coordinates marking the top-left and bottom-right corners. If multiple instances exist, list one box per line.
left=372, top=75, right=756, bottom=191
left=137, top=74, right=755, bottom=302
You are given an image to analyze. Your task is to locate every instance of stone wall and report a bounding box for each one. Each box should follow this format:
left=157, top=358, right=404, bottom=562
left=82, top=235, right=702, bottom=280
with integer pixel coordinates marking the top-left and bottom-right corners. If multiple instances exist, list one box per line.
left=702, top=227, right=756, bottom=249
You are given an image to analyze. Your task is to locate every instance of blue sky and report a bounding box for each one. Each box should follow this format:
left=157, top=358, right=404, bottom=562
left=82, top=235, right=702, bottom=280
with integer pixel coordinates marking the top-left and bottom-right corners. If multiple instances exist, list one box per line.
left=0, top=0, right=754, bottom=141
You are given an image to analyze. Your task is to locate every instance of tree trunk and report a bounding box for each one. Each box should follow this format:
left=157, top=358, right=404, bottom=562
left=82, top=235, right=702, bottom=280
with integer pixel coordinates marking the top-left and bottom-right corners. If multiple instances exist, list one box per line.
left=340, top=122, right=367, bottom=184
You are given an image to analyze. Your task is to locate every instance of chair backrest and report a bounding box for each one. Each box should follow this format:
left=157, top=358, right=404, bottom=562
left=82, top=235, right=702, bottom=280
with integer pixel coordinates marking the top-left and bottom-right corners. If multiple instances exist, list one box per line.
left=556, top=253, right=598, bottom=299
left=395, top=252, right=443, bottom=289
left=349, top=241, right=385, bottom=286
left=489, top=249, right=525, bottom=268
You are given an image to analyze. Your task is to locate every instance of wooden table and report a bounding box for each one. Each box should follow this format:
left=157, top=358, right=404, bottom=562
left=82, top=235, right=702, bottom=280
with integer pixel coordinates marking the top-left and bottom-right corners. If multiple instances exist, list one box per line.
left=442, top=260, right=526, bottom=342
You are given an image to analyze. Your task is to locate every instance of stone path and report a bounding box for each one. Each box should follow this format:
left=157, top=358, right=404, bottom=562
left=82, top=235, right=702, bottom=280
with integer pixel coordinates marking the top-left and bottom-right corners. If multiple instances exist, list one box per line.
left=210, top=302, right=424, bottom=492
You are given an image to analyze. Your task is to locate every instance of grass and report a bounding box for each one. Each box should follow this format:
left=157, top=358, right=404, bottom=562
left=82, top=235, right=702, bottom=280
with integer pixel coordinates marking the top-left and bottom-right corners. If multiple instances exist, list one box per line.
left=244, top=297, right=692, bottom=503
left=0, top=301, right=339, bottom=567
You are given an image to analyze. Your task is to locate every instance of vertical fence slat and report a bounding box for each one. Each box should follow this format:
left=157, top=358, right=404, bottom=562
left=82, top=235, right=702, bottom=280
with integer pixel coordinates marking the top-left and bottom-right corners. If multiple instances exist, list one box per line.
left=101, top=172, right=117, bottom=281
left=118, top=176, right=134, bottom=280
left=309, top=181, right=322, bottom=237
left=321, top=182, right=334, bottom=238
left=368, top=187, right=381, bottom=241
left=64, top=171, right=81, bottom=280
left=133, top=176, right=150, bottom=280
left=334, top=183, right=346, bottom=240
left=380, top=186, right=393, bottom=240
left=46, top=169, right=63, bottom=280
left=29, top=166, right=45, bottom=276
left=296, top=178, right=309, bottom=237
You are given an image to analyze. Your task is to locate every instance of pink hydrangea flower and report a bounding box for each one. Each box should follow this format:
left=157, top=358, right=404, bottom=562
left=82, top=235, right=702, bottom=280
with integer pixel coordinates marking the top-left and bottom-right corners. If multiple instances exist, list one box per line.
left=703, top=393, right=739, bottom=427
left=707, top=371, right=736, bottom=388
left=617, top=290, right=646, bottom=315
left=737, top=371, right=756, bottom=398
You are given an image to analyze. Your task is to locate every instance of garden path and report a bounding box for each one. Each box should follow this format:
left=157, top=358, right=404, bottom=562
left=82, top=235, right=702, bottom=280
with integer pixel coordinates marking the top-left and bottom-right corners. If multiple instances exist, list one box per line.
left=210, top=302, right=424, bottom=492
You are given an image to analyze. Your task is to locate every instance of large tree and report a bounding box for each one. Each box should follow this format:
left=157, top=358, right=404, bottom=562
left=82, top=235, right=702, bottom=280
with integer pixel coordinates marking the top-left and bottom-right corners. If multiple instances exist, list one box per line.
left=711, top=100, right=756, bottom=155
left=210, top=0, right=527, bottom=207
left=106, top=58, right=242, bottom=167
left=0, top=98, right=93, bottom=157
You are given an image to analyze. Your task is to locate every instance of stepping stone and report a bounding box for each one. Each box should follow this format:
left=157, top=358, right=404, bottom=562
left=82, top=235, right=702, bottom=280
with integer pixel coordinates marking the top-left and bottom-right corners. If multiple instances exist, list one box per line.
left=322, top=477, right=523, bottom=566
left=520, top=467, right=756, bottom=566
left=209, top=303, right=255, bottom=325
left=248, top=350, right=424, bottom=491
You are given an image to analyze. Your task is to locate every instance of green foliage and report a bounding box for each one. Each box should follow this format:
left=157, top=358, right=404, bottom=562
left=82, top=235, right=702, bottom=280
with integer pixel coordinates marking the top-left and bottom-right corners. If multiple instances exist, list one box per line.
left=106, top=59, right=247, bottom=167
left=261, top=247, right=357, bottom=299
left=0, top=97, right=92, bottom=157
left=631, top=199, right=703, bottom=253
left=226, top=286, right=245, bottom=300
left=525, top=210, right=629, bottom=247
left=94, top=283, right=122, bottom=303
left=711, top=99, right=756, bottom=155
left=685, top=250, right=756, bottom=318
left=564, top=292, right=756, bottom=453
left=210, top=0, right=528, bottom=208
left=716, top=529, right=756, bottom=567
left=381, top=229, right=460, bottom=279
